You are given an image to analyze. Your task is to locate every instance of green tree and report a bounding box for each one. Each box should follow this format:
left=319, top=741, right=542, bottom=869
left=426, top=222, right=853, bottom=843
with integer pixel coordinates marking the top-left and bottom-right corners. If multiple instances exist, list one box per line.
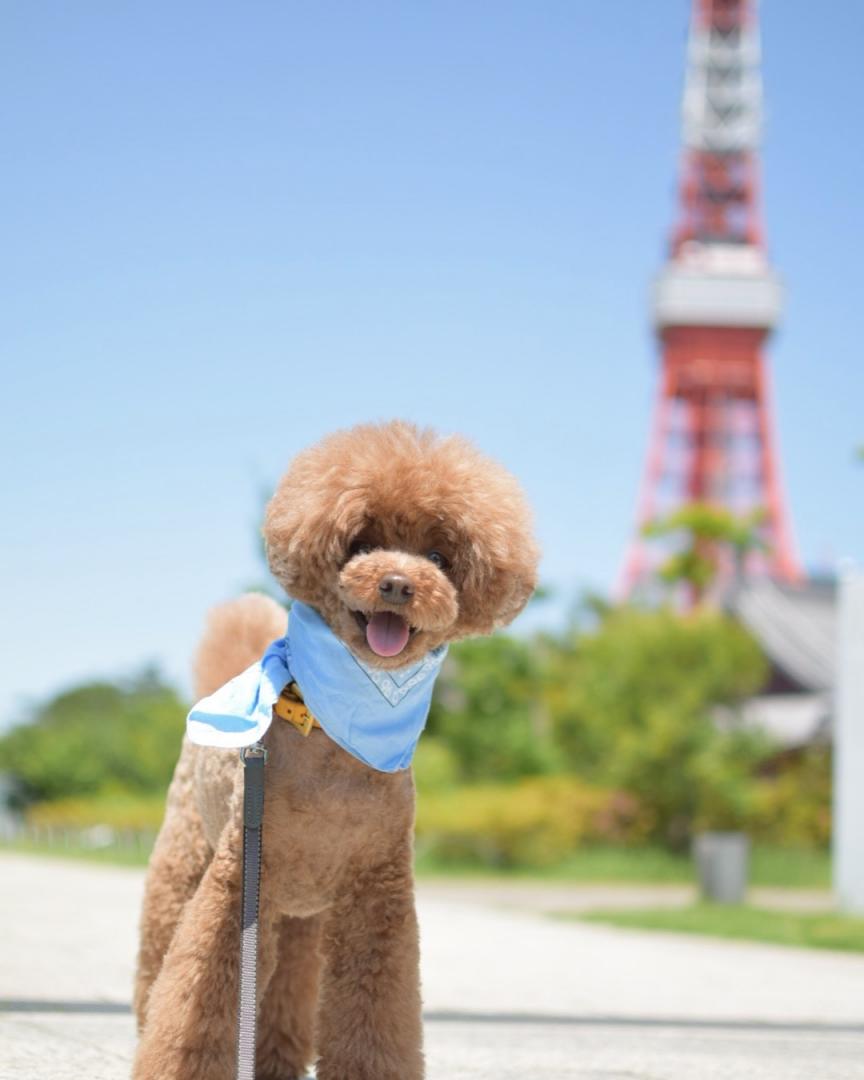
left=0, top=669, right=187, bottom=804
left=542, top=606, right=769, bottom=847
left=427, top=635, right=558, bottom=781
left=642, top=504, right=767, bottom=605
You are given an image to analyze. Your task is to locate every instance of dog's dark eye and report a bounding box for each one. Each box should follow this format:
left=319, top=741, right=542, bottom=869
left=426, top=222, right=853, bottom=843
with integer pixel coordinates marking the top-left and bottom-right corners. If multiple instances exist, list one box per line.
left=348, top=541, right=373, bottom=559
left=426, top=550, right=448, bottom=571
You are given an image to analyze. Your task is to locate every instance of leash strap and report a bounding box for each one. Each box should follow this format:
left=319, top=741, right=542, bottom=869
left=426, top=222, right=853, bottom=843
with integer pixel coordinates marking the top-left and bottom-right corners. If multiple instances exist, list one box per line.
left=237, top=742, right=267, bottom=1080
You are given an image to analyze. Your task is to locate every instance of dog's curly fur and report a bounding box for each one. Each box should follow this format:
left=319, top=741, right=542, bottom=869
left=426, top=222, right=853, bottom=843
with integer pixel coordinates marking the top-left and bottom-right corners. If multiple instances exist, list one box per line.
left=133, top=421, right=539, bottom=1080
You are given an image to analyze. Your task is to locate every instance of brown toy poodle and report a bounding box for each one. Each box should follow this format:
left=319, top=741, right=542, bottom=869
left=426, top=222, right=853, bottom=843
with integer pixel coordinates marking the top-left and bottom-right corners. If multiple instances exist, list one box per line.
left=132, top=420, right=539, bottom=1080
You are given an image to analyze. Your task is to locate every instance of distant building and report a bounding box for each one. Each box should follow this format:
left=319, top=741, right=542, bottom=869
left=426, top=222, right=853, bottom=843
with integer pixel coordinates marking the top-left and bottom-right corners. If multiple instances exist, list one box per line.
left=730, top=579, right=836, bottom=748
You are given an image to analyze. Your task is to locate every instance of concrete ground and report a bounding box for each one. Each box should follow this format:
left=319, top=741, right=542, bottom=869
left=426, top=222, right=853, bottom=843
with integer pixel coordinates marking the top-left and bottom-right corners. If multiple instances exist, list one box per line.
left=2, top=853, right=864, bottom=1079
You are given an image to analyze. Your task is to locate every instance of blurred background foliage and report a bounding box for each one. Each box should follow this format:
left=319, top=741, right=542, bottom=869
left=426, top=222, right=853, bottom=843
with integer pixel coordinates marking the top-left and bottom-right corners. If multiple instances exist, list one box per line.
left=0, top=670, right=187, bottom=804
left=0, top=599, right=831, bottom=872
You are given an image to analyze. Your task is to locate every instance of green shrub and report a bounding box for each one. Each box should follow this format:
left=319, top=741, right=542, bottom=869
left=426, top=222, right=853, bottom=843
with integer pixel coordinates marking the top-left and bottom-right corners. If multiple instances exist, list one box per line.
left=26, top=792, right=167, bottom=831
left=542, top=607, right=769, bottom=847
left=748, top=749, right=832, bottom=848
left=412, top=737, right=461, bottom=793
left=427, top=636, right=559, bottom=781
left=415, top=776, right=651, bottom=868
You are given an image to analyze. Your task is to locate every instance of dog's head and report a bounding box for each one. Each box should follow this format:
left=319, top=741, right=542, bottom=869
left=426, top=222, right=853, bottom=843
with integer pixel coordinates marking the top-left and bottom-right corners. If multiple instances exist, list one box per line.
left=263, top=421, right=539, bottom=669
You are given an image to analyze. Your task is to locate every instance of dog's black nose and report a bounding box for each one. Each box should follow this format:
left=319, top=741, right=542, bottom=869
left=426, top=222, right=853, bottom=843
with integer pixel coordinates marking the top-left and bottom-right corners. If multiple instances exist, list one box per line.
left=378, top=573, right=414, bottom=605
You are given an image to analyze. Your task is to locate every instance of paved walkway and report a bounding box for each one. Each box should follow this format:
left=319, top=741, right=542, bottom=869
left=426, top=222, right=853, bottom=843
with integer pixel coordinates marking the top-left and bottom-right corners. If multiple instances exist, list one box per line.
left=2, top=854, right=864, bottom=1079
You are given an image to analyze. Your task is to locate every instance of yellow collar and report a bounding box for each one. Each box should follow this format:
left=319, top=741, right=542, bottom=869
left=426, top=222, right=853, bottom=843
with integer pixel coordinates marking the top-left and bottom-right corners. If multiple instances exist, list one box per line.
left=273, top=681, right=321, bottom=737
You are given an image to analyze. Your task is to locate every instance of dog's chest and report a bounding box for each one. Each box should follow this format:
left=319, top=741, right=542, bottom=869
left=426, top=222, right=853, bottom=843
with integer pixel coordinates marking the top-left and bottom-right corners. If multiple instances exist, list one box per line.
left=257, top=724, right=415, bottom=915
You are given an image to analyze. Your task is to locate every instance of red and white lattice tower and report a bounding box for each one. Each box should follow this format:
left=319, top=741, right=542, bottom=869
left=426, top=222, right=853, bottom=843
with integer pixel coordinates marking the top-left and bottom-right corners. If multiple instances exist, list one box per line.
left=622, top=0, right=799, bottom=597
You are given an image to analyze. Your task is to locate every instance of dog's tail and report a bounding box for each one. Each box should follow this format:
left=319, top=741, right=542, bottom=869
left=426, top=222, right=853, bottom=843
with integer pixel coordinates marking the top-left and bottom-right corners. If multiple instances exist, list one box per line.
left=192, top=593, right=288, bottom=699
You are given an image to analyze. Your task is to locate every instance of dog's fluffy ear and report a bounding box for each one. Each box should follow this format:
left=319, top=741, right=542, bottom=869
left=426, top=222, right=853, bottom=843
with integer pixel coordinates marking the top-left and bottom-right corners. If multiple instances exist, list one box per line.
left=440, top=438, right=540, bottom=636
left=263, top=441, right=367, bottom=604
left=456, top=525, right=539, bottom=636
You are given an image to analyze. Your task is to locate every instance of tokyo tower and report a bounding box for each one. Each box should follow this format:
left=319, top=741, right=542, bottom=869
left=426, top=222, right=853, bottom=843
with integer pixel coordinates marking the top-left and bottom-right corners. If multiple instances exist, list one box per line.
left=622, top=0, right=799, bottom=596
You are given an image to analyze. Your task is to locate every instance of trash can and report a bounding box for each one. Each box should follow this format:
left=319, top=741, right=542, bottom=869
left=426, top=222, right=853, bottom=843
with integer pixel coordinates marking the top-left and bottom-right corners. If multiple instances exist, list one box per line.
left=693, top=831, right=749, bottom=904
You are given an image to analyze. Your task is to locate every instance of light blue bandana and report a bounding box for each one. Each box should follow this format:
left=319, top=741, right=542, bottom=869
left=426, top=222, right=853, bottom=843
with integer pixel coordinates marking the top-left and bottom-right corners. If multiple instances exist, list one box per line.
left=186, top=601, right=447, bottom=773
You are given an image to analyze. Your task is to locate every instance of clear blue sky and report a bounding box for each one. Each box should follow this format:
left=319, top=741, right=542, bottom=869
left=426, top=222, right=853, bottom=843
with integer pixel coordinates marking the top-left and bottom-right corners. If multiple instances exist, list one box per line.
left=2, top=1, right=862, bottom=725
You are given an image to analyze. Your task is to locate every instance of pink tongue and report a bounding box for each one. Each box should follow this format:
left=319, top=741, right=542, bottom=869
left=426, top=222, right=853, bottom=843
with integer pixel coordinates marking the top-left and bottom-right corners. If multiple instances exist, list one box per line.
left=366, top=612, right=410, bottom=657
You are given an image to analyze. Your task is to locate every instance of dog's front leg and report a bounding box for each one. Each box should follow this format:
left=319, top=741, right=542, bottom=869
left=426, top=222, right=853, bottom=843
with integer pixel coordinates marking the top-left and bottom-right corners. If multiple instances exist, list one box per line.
left=317, top=849, right=424, bottom=1080
left=132, top=805, right=279, bottom=1080
left=133, top=751, right=213, bottom=1032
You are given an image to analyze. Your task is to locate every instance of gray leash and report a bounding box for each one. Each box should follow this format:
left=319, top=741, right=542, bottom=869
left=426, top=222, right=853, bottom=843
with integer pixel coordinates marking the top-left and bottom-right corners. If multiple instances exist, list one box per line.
left=237, top=742, right=267, bottom=1080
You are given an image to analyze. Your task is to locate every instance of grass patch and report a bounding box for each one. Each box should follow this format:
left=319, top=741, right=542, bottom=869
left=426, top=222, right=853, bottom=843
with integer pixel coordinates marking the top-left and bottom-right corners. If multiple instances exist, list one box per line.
left=1, top=836, right=831, bottom=890
left=415, top=844, right=693, bottom=882
left=0, top=836, right=153, bottom=867
left=748, top=845, right=831, bottom=888
left=415, top=844, right=830, bottom=888
left=575, top=904, right=864, bottom=953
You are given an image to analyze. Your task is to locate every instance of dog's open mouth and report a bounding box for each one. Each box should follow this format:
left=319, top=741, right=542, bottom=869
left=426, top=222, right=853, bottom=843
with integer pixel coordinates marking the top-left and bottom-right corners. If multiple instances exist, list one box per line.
left=352, top=610, right=416, bottom=658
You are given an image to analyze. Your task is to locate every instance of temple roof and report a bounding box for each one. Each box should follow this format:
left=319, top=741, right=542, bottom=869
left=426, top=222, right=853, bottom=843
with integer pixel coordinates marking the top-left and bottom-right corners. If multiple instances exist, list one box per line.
left=730, top=578, right=836, bottom=693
